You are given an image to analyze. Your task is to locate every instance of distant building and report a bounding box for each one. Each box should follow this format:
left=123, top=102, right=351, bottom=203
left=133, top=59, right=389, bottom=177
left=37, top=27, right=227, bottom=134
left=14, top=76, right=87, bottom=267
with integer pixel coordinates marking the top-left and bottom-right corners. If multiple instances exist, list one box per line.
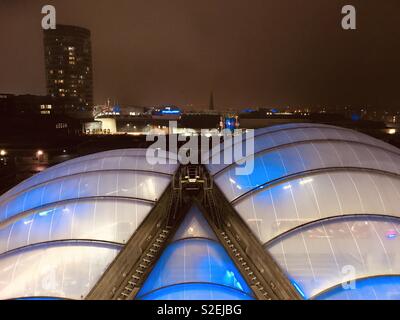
left=151, top=105, right=181, bottom=120
left=0, top=94, right=15, bottom=114
left=0, top=93, right=54, bottom=116
left=0, top=93, right=83, bottom=137
left=43, top=25, right=93, bottom=113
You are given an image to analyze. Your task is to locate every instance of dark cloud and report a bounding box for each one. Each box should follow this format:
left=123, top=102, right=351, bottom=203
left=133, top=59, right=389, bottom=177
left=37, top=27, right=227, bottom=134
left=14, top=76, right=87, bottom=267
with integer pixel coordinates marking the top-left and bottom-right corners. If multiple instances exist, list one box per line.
left=0, top=0, right=399, bottom=109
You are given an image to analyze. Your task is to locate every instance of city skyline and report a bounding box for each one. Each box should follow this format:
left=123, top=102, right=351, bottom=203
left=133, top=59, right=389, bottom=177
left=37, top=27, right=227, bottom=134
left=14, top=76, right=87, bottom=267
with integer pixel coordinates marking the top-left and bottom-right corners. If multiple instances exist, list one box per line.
left=0, top=0, right=399, bottom=110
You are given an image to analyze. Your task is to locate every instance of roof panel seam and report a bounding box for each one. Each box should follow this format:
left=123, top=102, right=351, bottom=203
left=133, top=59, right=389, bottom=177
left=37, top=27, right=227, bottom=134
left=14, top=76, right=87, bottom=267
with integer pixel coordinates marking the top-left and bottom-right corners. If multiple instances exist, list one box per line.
left=232, top=167, right=400, bottom=205
left=0, top=169, right=171, bottom=206
left=263, top=213, right=400, bottom=248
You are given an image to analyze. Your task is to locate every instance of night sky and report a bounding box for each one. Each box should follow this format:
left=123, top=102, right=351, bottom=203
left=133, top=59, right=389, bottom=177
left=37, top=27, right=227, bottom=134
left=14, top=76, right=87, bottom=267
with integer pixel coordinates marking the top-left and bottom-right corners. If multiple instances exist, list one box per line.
left=0, top=0, right=399, bottom=110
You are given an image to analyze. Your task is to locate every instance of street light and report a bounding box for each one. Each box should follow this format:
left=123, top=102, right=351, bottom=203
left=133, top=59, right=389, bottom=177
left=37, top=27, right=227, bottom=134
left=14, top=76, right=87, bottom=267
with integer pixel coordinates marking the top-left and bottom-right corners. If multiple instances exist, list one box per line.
left=36, top=150, right=44, bottom=161
left=0, top=150, right=6, bottom=156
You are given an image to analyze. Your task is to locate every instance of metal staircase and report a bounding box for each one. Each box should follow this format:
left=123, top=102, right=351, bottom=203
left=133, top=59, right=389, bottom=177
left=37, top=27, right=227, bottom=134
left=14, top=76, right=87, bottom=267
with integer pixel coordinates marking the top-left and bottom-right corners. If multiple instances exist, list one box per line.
left=219, top=229, right=272, bottom=300
left=86, top=182, right=184, bottom=300
left=199, top=185, right=302, bottom=300
left=117, top=226, right=172, bottom=299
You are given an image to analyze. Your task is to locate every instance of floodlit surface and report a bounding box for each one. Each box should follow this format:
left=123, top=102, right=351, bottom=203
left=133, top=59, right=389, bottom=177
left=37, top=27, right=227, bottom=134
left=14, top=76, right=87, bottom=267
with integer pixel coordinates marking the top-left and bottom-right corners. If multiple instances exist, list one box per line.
left=140, top=283, right=255, bottom=300
left=0, top=149, right=177, bottom=300
left=0, top=149, right=178, bottom=201
left=207, top=123, right=400, bottom=175
left=0, top=199, right=152, bottom=254
left=268, top=216, right=400, bottom=299
left=0, top=170, right=169, bottom=221
left=136, top=206, right=254, bottom=300
left=234, top=171, right=400, bottom=243
left=2, top=124, right=400, bottom=300
left=217, top=140, right=400, bottom=202
left=209, top=123, right=400, bottom=300
left=0, top=242, right=120, bottom=300
left=315, top=276, right=400, bottom=300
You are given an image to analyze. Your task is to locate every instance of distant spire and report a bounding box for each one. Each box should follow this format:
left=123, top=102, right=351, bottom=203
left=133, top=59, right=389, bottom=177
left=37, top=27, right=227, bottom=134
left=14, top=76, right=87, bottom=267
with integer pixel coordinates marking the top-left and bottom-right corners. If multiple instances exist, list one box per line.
left=209, top=91, right=215, bottom=111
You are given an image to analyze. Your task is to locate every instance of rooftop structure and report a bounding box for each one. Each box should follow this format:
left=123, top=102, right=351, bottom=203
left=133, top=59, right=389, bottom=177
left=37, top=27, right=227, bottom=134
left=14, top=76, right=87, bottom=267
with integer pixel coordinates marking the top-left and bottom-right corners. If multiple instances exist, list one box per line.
left=1, top=123, right=400, bottom=300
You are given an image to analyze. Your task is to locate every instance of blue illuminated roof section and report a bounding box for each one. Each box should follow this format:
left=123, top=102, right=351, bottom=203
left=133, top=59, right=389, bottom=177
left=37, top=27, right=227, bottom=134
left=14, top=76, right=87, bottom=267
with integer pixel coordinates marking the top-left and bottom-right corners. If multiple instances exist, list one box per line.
left=207, top=123, right=400, bottom=299
left=206, top=123, right=400, bottom=175
left=136, top=205, right=254, bottom=300
left=206, top=123, right=400, bottom=300
left=140, top=283, right=254, bottom=300
left=315, top=276, right=400, bottom=300
left=218, top=140, right=400, bottom=203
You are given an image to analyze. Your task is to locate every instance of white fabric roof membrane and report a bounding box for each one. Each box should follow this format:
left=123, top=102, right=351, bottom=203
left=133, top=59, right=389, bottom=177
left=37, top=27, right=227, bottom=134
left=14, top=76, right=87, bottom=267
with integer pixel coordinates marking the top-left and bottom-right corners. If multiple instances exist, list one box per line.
left=208, top=124, right=400, bottom=241
left=0, top=149, right=178, bottom=300
left=0, top=242, right=120, bottom=300
left=0, top=148, right=178, bottom=202
left=234, top=171, right=400, bottom=244
left=0, top=198, right=153, bottom=254
left=314, top=275, right=400, bottom=300
left=267, top=216, right=400, bottom=299
left=2, top=124, right=400, bottom=301
left=208, top=123, right=400, bottom=300
left=218, top=140, right=400, bottom=203
left=206, top=123, right=400, bottom=175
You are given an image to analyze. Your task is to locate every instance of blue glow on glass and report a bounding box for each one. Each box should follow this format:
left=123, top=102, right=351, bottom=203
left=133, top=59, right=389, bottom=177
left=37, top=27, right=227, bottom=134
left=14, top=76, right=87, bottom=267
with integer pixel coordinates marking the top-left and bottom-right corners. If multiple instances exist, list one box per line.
left=113, top=105, right=121, bottom=113
left=386, top=230, right=397, bottom=239
left=224, top=118, right=236, bottom=131
left=137, top=238, right=253, bottom=299
left=291, top=279, right=306, bottom=299
left=161, top=110, right=181, bottom=114
left=220, top=150, right=290, bottom=202
left=316, top=276, right=400, bottom=300
left=139, top=283, right=254, bottom=300
left=38, top=209, right=55, bottom=217
left=224, top=270, right=244, bottom=291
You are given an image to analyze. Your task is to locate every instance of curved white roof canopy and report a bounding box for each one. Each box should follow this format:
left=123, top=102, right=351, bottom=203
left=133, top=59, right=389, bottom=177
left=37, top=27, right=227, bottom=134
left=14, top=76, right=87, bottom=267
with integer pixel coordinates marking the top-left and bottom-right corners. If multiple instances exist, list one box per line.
left=268, top=216, right=400, bottom=299
left=0, top=149, right=178, bottom=300
left=208, top=123, right=400, bottom=300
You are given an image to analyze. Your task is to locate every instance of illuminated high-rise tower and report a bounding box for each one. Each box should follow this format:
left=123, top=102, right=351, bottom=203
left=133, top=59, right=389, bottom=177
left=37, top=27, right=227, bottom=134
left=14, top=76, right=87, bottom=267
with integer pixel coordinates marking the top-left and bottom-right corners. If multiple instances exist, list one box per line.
left=43, top=25, right=93, bottom=112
